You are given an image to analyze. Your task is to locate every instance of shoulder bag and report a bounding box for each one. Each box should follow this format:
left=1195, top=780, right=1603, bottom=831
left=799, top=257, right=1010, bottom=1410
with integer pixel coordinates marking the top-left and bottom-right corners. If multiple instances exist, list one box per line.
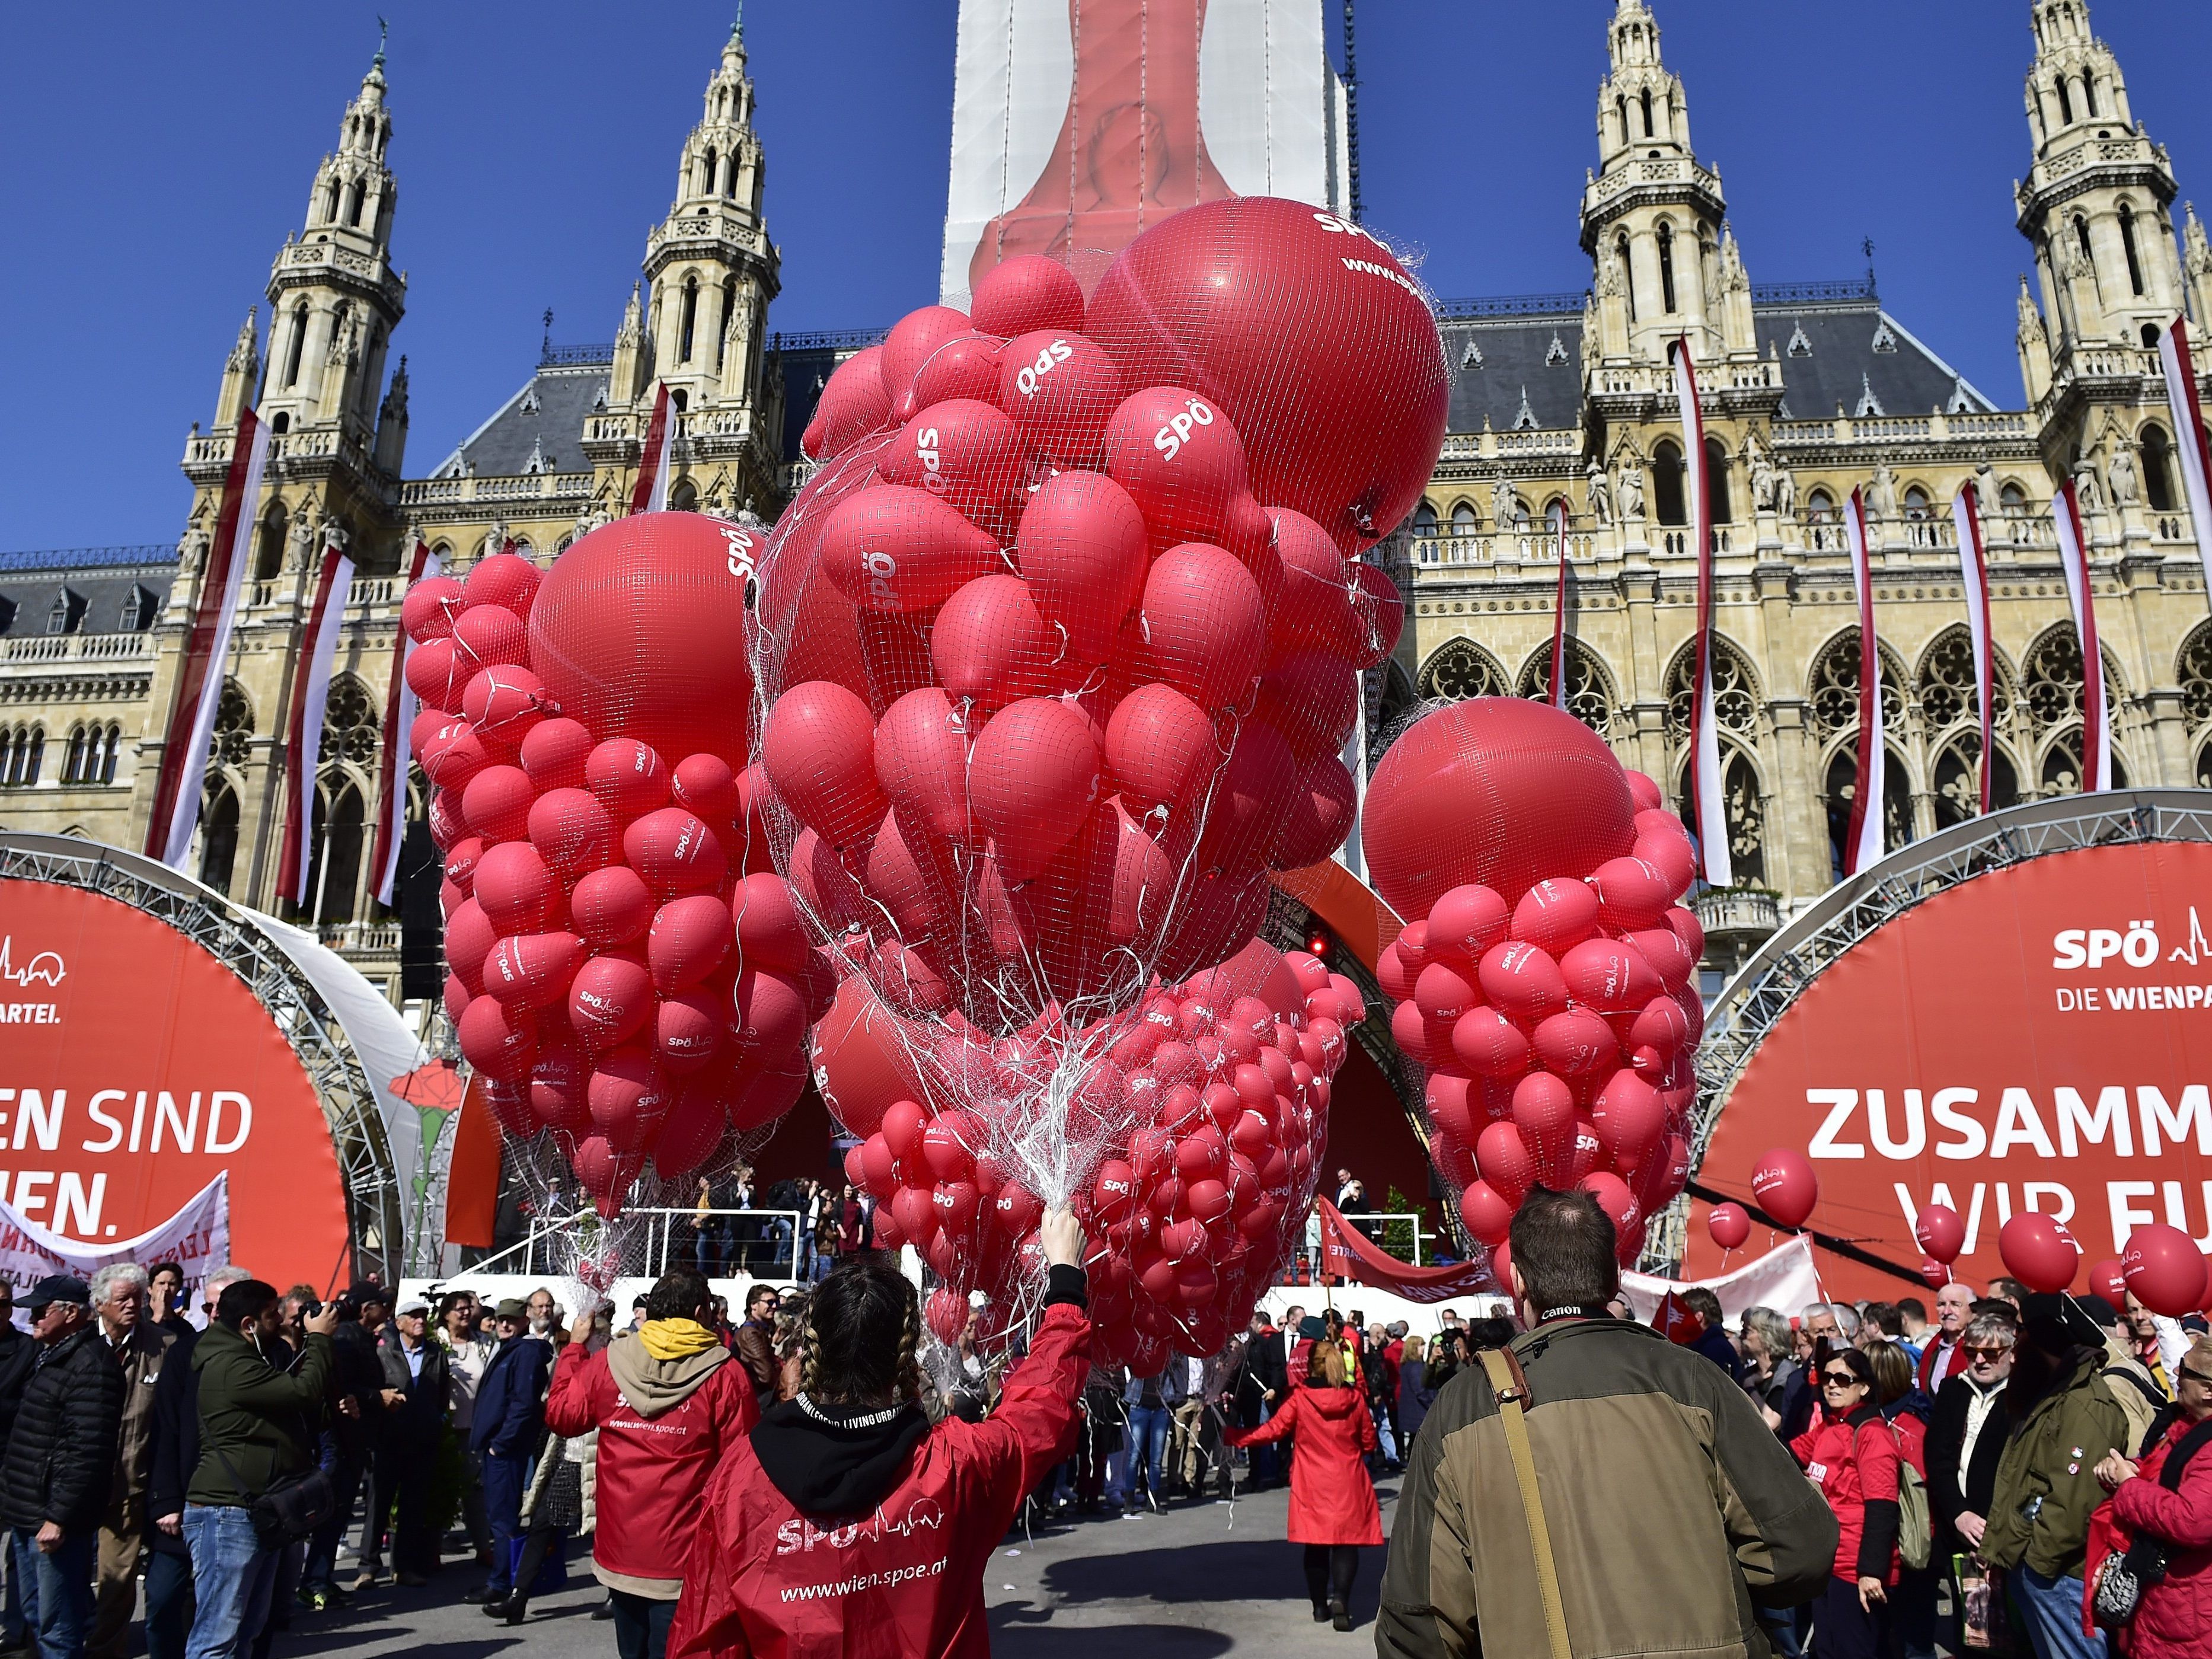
left=2090, top=1418, right=2212, bottom=1631
left=1477, top=1347, right=1573, bottom=1659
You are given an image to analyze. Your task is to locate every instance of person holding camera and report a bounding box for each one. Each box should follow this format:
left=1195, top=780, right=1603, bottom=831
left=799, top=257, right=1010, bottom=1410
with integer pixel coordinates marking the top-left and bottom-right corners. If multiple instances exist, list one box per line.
left=0, top=1275, right=126, bottom=1659
left=184, top=1279, right=337, bottom=1659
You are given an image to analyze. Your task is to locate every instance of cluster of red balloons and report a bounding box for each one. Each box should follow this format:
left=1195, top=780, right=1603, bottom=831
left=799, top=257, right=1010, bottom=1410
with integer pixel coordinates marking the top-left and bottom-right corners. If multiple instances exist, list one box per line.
left=831, top=941, right=1358, bottom=1367
left=763, top=199, right=1442, bottom=1044
left=1361, top=699, right=1706, bottom=1269
left=407, top=520, right=830, bottom=1215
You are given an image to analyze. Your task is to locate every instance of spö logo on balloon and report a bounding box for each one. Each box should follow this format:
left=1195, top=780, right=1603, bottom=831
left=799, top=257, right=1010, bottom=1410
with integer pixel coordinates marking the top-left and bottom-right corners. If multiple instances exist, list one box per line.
left=1014, top=339, right=1075, bottom=398
left=1309, top=210, right=1391, bottom=251
left=912, top=427, right=948, bottom=495
left=1151, top=398, right=1217, bottom=462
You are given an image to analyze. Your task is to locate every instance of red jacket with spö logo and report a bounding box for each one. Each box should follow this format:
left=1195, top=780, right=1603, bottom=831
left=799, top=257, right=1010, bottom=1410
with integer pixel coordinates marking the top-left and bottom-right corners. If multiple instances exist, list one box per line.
left=668, top=1301, right=1089, bottom=1659
left=545, top=1335, right=759, bottom=1594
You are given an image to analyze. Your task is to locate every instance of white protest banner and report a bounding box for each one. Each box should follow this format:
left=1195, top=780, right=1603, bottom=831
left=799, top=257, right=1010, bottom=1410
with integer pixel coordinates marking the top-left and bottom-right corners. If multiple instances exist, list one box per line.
left=0, top=1173, right=229, bottom=1313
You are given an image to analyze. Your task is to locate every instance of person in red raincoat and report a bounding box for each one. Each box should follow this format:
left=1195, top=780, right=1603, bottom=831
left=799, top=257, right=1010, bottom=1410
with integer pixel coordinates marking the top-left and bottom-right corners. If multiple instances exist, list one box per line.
left=1225, top=1334, right=1384, bottom=1630
left=2086, top=1333, right=2212, bottom=1657
left=666, top=1208, right=1090, bottom=1659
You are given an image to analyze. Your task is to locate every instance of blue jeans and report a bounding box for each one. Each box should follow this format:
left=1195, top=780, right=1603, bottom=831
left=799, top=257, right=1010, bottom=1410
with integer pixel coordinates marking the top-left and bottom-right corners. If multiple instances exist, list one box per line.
left=181, top=1505, right=280, bottom=1659
left=2007, top=1564, right=2107, bottom=1659
left=1124, top=1405, right=1171, bottom=1502
left=143, top=1552, right=191, bottom=1659
left=302, top=1451, right=363, bottom=1593
left=10, top=1527, right=95, bottom=1659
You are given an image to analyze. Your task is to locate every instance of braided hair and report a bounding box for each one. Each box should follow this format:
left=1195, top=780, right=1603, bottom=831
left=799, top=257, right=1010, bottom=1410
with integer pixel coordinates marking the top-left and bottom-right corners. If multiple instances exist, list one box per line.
left=799, top=1251, right=923, bottom=1409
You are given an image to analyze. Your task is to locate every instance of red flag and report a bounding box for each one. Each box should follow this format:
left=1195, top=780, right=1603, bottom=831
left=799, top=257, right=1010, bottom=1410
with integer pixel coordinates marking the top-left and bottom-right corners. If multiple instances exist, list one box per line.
left=276, top=541, right=356, bottom=907
left=2159, top=318, right=2212, bottom=602
left=2051, top=480, right=2109, bottom=793
left=1550, top=507, right=1570, bottom=711
left=371, top=540, right=438, bottom=907
left=1672, top=339, right=1729, bottom=886
left=1841, top=488, right=1885, bottom=876
left=629, top=382, right=675, bottom=515
left=148, top=408, right=270, bottom=869
left=1950, top=483, right=1996, bottom=815
left=1654, top=1290, right=1703, bottom=1345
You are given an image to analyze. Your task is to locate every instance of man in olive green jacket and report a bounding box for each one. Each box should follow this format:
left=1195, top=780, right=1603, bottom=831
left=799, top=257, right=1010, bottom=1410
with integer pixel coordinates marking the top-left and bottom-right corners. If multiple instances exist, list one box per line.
left=1980, top=1296, right=2131, bottom=1658
left=184, top=1278, right=337, bottom=1659
left=1379, top=1189, right=1835, bottom=1659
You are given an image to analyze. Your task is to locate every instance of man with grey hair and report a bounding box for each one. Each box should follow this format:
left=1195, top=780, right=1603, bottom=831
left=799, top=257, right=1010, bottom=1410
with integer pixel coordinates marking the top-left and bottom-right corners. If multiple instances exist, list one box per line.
left=88, top=1264, right=173, bottom=1659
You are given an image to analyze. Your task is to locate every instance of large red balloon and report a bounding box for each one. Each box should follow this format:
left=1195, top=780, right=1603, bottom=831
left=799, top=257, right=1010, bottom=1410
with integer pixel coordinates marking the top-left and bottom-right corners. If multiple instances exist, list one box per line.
left=1101, top=386, right=1266, bottom=556
left=1104, top=684, right=1218, bottom=818
left=1914, top=1204, right=1966, bottom=1265
left=879, top=399, right=1027, bottom=532
left=1138, top=543, right=1266, bottom=710
left=1364, top=698, right=1639, bottom=921
left=2120, top=1223, right=2210, bottom=1316
left=1085, top=197, right=1448, bottom=553
left=1748, top=1147, right=1818, bottom=1230
left=930, top=575, right=1055, bottom=709
left=527, top=514, right=758, bottom=768
left=970, top=254, right=1084, bottom=339
left=996, top=330, right=1123, bottom=466
left=803, top=345, right=890, bottom=461
left=879, top=305, right=975, bottom=422
left=810, top=977, right=919, bottom=1139
left=1999, top=1212, right=2083, bottom=1296
left=873, top=688, right=975, bottom=844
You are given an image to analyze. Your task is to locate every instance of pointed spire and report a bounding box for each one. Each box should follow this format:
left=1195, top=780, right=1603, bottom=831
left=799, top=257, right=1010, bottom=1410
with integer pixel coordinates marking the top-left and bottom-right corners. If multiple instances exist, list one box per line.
left=227, top=308, right=259, bottom=373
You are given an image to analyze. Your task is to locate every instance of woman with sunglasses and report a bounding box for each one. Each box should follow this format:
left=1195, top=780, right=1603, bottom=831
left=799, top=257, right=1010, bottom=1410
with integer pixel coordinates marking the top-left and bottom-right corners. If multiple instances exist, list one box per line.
left=2087, top=1334, right=2212, bottom=1658
left=1790, top=1346, right=1903, bottom=1657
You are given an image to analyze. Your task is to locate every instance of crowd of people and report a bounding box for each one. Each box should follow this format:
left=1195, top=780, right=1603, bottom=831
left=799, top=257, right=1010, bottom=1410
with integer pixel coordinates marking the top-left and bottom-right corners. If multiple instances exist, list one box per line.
left=1, top=1198, right=2205, bottom=1659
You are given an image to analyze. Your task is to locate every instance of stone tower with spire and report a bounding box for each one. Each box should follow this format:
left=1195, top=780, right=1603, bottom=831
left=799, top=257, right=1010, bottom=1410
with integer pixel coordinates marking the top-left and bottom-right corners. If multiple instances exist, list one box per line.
left=2013, top=0, right=2201, bottom=527
left=592, top=15, right=784, bottom=519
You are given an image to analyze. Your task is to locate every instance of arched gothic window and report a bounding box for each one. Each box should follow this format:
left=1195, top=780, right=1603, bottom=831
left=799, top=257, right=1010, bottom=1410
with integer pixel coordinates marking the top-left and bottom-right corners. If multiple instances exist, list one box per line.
left=199, top=784, right=240, bottom=896
left=1917, top=624, right=2013, bottom=737
left=1640, top=87, right=1654, bottom=138
left=700, top=146, right=717, bottom=196
left=1616, top=95, right=1629, bottom=148
left=1416, top=639, right=1508, bottom=701
left=1675, top=746, right=1766, bottom=886
left=1449, top=502, right=1477, bottom=537
left=1822, top=744, right=1914, bottom=876
left=2082, top=74, right=2098, bottom=118
left=253, top=505, right=286, bottom=582
left=210, top=681, right=253, bottom=767
left=1664, top=636, right=1760, bottom=742
left=344, top=178, right=365, bottom=226
left=1705, top=438, right=1733, bottom=525
left=2023, top=625, right=2125, bottom=796
left=1933, top=736, right=2022, bottom=829
left=283, top=301, right=309, bottom=388
left=1515, top=641, right=1617, bottom=734
left=1657, top=223, right=1678, bottom=314
left=303, top=781, right=366, bottom=924
left=1808, top=628, right=1907, bottom=743
left=679, top=277, right=700, bottom=363
left=2120, top=203, right=2146, bottom=296
left=324, top=178, right=341, bottom=222
left=1616, top=235, right=1637, bottom=324
left=322, top=676, right=381, bottom=767
left=2057, top=76, right=2074, bottom=125
left=2141, top=425, right=2177, bottom=512
left=717, top=277, right=737, bottom=372
left=1, top=727, right=44, bottom=788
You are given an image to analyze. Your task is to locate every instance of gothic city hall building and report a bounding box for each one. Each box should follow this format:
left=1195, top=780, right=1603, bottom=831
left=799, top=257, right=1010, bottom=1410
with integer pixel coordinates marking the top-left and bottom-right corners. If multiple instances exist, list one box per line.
left=2, top=0, right=2210, bottom=1006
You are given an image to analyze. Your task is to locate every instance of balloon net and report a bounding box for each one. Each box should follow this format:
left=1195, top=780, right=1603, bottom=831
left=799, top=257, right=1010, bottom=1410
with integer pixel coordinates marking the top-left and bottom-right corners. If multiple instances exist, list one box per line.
left=756, top=200, right=1448, bottom=1368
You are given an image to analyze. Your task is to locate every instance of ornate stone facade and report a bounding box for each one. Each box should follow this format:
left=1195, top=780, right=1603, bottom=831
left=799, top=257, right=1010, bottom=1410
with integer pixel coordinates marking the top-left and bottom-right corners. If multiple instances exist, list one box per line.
left=1393, top=0, right=2212, bottom=969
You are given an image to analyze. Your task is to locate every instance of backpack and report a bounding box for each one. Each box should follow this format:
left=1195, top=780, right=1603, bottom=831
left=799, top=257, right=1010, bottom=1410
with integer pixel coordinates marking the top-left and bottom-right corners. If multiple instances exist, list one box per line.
left=1863, top=1419, right=1934, bottom=1571
left=2097, top=1360, right=2168, bottom=1458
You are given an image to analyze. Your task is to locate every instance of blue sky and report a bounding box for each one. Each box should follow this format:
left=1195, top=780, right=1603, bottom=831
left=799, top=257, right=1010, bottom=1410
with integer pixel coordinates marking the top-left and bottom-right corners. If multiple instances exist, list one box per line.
left=2, top=1, right=2208, bottom=551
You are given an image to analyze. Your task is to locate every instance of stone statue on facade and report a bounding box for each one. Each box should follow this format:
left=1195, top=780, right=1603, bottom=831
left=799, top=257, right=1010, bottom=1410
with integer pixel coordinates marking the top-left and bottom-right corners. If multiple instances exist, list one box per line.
left=1975, top=459, right=2001, bottom=517
left=1748, top=444, right=1777, bottom=512
left=2106, top=439, right=2140, bottom=507
left=1869, top=462, right=1900, bottom=524
left=2072, top=457, right=2103, bottom=513
left=1617, top=456, right=1646, bottom=519
left=285, top=513, right=317, bottom=572
left=1490, top=478, right=1518, bottom=533
left=1773, top=464, right=1796, bottom=520
left=1585, top=462, right=1613, bottom=526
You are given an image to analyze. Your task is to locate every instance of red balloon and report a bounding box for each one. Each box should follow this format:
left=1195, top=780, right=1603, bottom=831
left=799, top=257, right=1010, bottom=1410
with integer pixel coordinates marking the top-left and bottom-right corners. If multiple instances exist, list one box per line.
left=1999, top=1212, right=2083, bottom=1297
left=906, top=333, right=1007, bottom=416
left=730, top=967, right=810, bottom=1068
left=623, top=808, right=727, bottom=899
left=529, top=1042, right=590, bottom=1134
left=528, top=515, right=756, bottom=767
left=996, top=329, right=1123, bottom=465
left=1475, top=1121, right=1537, bottom=1206
left=519, top=717, right=595, bottom=794
left=730, top=870, right=813, bottom=974
left=1589, top=1070, right=1665, bottom=1163
left=471, top=842, right=561, bottom=936
left=2089, top=1256, right=2128, bottom=1304
left=1460, top=1180, right=1514, bottom=1247
left=1084, top=196, right=1448, bottom=554
left=879, top=304, right=975, bottom=422
left=879, top=399, right=1027, bottom=532
left=451, top=605, right=528, bottom=679
left=1914, top=1204, right=1967, bottom=1265
left=1102, top=386, right=1266, bottom=556
left=819, top=484, right=1004, bottom=618
left=1532, top=1009, right=1617, bottom=1078
left=585, top=738, right=671, bottom=823
left=671, top=754, right=742, bottom=830
left=443, top=898, right=496, bottom=994
left=1509, top=1073, right=1576, bottom=1184
left=457, top=993, right=534, bottom=1081
left=1511, top=879, right=1601, bottom=956
left=405, top=636, right=467, bottom=713
left=873, top=688, right=975, bottom=844
left=1579, top=1172, right=1640, bottom=1236
left=1426, top=885, right=1511, bottom=966
left=930, top=574, right=1055, bottom=709
left=482, top=931, right=583, bottom=1011
left=568, top=955, right=655, bottom=1052
left=1255, top=653, right=1359, bottom=765
left=464, top=549, right=542, bottom=613
left=968, top=697, right=1102, bottom=883
left=1450, top=1006, right=1530, bottom=1079
left=1138, top=543, right=1266, bottom=710
left=401, top=575, right=464, bottom=643
left=654, top=1086, right=730, bottom=1179
left=1364, top=698, right=1639, bottom=920
left=1558, top=937, right=1662, bottom=1016
left=924, top=1286, right=969, bottom=1347
left=588, top=1046, right=670, bottom=1153
left=2121, top=1223, right=2210, bottom=1316
left=570, top=864, right=655, bottom=949
left=970, top=254, right=1084, bottom=339
left=761, top=680, right=885, bottom=851
left=526, top=788, right=615, bottom=879
left=1750, top=1147, right=1819, bottom=1229
left=1591, top=857, right=1677, bottom=930
left=461, top=765, right=535, bottom=846
left=1103, top=684, right=1217, bottom=818
left=803, top=344, right=890, bottom=461
left=1478, top=940, right=1568, bottom=1022
left=462, top=664, right=552, bottom=745
left=654, top=987, right=724, bottom=1074
left=1274, top=755, right=1357, bottom=871
left=1706, top=1201, right=1751, bottom=1251
left=1014, top=471, right=1149, bottom=662
left=646, top=894, right=733, bottom=994
left=570, top=1135, right=643, bottom=1211
left=809, top=977, right=918, bottom=1138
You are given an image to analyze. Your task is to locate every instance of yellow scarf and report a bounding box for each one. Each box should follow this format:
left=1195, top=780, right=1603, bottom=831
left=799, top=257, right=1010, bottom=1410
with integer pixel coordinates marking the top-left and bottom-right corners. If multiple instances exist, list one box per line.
left=639, top=1317, right=719, bottom=1361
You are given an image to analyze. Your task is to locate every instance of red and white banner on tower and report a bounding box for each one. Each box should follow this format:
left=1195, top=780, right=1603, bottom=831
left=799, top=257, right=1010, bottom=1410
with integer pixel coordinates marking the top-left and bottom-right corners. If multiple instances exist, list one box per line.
left=1949, top=482, right=1997, bottom=815
left=630, top=382, right=676, bottom=515
left=371, top=541, right=438, bottom=907
left=2051, top=479, right=2111, bottom=794
left=2159, top=318, right=2212, bottom=601
left=1842, top=489, right=1885, bottom=876
left=1673, top=339, right=1730, bottom=887
left=276, top=541, right=356, bottom=907
left=1550, top=509, right=1571, bottom=711
left=148, top=408, right=271, bottom=873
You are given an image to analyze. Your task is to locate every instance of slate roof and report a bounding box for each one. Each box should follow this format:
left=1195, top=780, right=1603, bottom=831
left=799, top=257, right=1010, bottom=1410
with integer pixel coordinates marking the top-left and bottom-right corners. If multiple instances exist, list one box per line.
left=1750, top=294, right=1996, bottom=420
left=435, top=359, right=610, bottom=480
left=0, top=551, right=173, bottom=639
left=1438, top=301, right=1588, bottom=435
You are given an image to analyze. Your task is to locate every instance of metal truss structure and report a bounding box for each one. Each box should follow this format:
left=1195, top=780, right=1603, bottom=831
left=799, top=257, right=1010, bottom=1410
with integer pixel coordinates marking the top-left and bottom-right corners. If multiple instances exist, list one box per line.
left=0, top=832, right=405, bottom=1285
left=1641, top=789, right=2212, bottom=1268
